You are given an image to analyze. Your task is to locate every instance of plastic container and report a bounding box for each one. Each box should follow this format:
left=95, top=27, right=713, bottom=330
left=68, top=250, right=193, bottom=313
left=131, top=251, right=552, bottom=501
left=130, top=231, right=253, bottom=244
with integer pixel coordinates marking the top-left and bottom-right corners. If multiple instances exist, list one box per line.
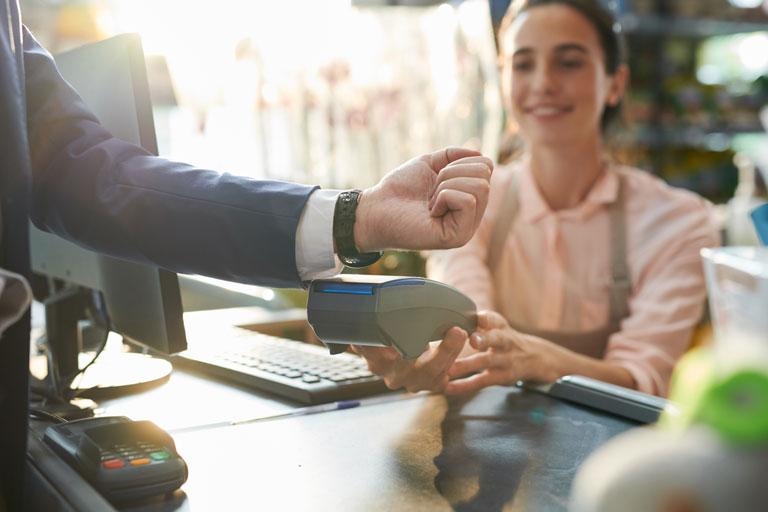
left=701, top=247, right=768, bottom=362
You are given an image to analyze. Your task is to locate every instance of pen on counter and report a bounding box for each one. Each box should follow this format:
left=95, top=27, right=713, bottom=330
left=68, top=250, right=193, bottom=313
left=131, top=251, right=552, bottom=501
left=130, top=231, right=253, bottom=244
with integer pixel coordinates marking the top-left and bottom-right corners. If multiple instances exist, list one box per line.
left=232, top=398, right=363, bottom=426
left=168, top=391, right=426, bottom=435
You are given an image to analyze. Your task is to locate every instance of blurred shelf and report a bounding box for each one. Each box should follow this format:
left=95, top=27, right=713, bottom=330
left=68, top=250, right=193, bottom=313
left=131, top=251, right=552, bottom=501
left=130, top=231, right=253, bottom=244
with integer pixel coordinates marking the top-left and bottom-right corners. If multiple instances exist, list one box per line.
left=628, top=124, right=764, bottom=150
left=620, top=14, right=768, bottom=37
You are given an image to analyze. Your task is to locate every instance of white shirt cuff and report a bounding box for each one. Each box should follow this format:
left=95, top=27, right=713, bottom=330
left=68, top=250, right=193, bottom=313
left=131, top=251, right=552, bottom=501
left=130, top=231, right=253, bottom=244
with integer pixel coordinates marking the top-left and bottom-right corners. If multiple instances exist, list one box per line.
left=295, top=189, right=344, bottom=281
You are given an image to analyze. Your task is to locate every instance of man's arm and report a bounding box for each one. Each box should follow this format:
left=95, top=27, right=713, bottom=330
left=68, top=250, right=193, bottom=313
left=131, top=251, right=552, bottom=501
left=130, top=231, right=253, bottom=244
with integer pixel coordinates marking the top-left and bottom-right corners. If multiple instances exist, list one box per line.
left=24, top=28, right=315, bottom=288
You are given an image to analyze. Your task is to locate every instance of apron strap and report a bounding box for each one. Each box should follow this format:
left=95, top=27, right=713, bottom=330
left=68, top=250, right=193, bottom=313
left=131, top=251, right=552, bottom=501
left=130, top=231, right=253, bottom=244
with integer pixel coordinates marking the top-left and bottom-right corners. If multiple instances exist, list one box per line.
left=608, top=173, right=632, bottom=323
left=487, top=172, right=519, bottom=275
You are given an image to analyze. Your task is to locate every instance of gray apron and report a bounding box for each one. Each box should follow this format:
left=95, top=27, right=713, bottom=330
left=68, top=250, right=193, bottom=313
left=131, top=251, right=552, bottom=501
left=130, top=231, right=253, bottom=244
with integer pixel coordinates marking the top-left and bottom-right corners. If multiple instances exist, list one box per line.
left=486, top=171, right=631, bottom=359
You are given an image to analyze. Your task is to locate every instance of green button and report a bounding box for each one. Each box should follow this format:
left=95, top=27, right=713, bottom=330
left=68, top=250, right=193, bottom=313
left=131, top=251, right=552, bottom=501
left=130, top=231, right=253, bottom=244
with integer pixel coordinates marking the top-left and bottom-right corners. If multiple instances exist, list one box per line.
left=149, top=451, right=170, bottom=461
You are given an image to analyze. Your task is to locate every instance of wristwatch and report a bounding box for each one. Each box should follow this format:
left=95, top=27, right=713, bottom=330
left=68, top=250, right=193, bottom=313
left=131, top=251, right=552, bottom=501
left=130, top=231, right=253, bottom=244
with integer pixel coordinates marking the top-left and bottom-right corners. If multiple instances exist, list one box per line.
left=333, top=190, right=382, bottom=268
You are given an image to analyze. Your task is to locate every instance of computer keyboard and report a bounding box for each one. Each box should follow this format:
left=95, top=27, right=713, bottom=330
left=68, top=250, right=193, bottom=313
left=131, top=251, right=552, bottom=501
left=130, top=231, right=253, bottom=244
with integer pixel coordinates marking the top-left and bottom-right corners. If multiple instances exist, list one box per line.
left=174, top=326, right=390, bottom=404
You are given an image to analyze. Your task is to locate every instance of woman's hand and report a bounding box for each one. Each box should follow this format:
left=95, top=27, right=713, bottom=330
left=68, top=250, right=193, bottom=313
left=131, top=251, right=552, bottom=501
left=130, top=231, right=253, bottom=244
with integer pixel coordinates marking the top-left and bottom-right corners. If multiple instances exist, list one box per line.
left=351, top=326, right=468, bottom=393
left=444, top=310, right=559, bottom=395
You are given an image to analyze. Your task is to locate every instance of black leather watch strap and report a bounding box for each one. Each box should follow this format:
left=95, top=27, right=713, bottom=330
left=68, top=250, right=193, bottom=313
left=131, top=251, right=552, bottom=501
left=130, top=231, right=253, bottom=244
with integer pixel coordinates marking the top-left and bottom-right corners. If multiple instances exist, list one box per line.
left=333, top=190, right=382, bottom=268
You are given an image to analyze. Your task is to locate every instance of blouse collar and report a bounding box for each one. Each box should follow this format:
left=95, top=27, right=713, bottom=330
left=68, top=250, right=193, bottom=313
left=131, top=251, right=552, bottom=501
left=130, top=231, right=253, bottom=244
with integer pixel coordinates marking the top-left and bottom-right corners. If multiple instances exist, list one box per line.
left=516, top=159, right=620, bottom=223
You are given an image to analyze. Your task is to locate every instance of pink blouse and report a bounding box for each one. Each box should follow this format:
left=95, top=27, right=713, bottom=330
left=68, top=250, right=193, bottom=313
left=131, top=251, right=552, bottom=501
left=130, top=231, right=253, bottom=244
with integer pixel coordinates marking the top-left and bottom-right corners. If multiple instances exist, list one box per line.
left=426, top=161, right=720, bottom=397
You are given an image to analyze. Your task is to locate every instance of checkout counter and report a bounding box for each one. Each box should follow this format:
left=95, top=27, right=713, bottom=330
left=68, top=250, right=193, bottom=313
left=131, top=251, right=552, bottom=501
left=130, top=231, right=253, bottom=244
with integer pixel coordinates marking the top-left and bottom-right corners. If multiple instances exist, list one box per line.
left=27, top=367, right=639, bottom=511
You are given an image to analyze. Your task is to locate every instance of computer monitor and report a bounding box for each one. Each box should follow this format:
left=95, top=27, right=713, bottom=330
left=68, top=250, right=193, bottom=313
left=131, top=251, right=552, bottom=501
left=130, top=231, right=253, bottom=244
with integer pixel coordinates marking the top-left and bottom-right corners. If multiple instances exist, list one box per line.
left=29, top=34, right=187, bottom=401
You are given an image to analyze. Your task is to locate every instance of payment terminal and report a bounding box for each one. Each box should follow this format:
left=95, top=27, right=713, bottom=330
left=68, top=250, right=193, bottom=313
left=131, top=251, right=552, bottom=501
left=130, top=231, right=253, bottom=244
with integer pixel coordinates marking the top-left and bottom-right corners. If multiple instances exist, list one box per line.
left=43, top=416, right=187, bottom=502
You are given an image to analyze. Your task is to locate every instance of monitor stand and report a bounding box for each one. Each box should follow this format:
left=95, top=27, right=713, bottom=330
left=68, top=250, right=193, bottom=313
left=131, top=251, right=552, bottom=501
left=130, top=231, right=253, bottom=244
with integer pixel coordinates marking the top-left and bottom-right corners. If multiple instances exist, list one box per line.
left=41, top=286, right=173, bottom=404
left=69, top=345, right=173, bottom=400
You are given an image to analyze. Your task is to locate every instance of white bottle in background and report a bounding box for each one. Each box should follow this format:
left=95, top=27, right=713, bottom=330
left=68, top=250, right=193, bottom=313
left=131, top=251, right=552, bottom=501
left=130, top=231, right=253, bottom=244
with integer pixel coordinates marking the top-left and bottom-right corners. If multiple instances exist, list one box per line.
left=725, top=152, right=766, bottom=246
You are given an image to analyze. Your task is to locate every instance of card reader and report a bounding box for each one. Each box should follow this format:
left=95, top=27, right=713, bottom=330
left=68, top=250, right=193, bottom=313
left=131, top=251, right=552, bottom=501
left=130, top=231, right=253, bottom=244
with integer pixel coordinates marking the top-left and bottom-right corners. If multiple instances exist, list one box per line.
left=307, top=275, right=477, bottom=359
left=520, top=375, right=668, bottom=424
left=43, top=416, right=187, bottom=503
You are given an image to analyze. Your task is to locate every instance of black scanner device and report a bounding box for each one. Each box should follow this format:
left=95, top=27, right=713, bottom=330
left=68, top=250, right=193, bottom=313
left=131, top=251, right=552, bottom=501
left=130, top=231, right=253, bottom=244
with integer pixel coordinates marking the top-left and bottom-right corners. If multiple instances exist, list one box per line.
left=307, top=276, right=477, bottom=359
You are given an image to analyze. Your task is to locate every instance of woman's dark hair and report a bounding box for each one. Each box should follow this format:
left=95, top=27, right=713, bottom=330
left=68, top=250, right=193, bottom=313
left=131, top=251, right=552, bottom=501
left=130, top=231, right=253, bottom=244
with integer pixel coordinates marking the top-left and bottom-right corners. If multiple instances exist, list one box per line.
left=497, top=0, right=629, bottom=148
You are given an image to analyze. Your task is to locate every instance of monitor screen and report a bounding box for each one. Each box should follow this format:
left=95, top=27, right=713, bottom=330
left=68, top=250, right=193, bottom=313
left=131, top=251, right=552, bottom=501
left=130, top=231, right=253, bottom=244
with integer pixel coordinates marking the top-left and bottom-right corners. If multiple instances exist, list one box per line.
left=29, top=34, right=187, bottom=399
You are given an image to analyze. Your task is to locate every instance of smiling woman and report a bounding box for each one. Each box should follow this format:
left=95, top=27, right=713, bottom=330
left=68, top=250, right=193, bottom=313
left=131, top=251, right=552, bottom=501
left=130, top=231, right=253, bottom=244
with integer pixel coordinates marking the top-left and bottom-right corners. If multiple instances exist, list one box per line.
left=358, top=0, right=720, bottom=399
left=427, top=0, right=719, bottom=398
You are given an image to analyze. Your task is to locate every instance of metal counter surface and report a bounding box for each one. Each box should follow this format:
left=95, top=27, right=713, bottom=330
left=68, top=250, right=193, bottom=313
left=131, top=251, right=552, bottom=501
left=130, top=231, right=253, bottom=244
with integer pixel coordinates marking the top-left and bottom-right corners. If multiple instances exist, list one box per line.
left=101, top=383, right=636, bottom=511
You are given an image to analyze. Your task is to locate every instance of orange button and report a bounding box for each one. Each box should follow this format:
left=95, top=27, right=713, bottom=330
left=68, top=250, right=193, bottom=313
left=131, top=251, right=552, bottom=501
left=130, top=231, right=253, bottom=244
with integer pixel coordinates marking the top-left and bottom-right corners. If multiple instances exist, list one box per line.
left=102, top=459, right=125, bottom=469
left=130, top=458, right=151, bottom=466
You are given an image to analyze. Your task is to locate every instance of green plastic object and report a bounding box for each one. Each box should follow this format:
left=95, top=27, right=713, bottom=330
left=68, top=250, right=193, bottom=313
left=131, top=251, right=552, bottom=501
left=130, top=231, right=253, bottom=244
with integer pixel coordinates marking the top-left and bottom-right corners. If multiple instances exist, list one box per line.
left=659, top=347, right=714, bottom=434
left=660, top=347, right=768, bottom=446
left=697, top=370, right=768, bottom=445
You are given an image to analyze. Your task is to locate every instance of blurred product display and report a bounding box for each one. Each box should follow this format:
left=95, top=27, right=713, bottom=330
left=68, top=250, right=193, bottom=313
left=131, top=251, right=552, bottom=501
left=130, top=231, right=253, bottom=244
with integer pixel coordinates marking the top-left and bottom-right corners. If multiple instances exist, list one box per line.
left=616, top=0, right=768, bottom=204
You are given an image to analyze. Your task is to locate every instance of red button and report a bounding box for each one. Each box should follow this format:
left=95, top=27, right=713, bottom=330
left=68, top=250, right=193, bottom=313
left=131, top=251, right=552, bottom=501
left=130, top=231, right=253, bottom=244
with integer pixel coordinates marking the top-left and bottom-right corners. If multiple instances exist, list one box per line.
left=102, top=458, right=125, bottom=469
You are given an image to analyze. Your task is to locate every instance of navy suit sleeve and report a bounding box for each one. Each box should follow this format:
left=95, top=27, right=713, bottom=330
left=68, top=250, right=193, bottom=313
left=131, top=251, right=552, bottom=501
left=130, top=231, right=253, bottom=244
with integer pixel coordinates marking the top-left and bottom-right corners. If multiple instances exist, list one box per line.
left=22, top=28, right=317, bottom=288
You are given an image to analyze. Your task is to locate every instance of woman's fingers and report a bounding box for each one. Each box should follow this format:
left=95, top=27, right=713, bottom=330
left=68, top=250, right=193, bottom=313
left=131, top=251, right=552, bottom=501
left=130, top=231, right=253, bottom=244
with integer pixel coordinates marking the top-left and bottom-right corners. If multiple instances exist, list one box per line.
left=447, top=353, right=488, bottom=378
left=477, top=310, right=510, bottom=331
left=470, top=315, right=525, bottom=352
left=469, top=332, right=486, bottom=351
left=444, top=371, right=507, bottom=395
left=469, top=329, right=509, bottom=352
left=448, top=349, right=513, bottom=378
